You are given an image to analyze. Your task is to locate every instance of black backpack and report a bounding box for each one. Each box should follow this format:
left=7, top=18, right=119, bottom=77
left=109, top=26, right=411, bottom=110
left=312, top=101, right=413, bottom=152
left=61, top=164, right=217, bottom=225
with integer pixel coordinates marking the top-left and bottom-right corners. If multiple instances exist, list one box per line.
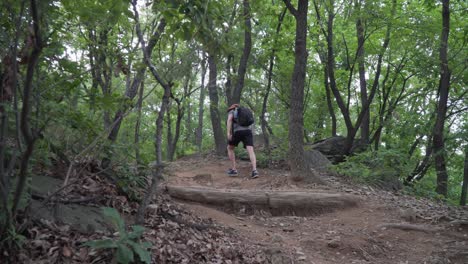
left=234, top=106, right=254, bottom=126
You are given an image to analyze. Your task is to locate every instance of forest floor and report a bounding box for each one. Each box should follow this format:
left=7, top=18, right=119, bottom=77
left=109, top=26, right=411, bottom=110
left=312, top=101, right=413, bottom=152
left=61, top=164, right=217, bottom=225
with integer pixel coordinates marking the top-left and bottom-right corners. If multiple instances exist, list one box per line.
left=15, top=153, right=468, bottom=264
left=163, top=153, right=468, bottom=264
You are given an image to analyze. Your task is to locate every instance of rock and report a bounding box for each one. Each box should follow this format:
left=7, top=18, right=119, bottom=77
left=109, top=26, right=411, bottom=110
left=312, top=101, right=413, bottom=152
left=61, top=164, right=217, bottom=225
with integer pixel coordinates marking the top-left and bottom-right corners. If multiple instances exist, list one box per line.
left=327, top=237, right=341, bottom=248
left=307, top=136, right=368, bottom=163
left=30, top=200, right=110, bottom=234
left=264, top=247, right=292, bottom=264
left=303, top=149, right=331, bottom=173
left=192, top=173, right=213, bottom=186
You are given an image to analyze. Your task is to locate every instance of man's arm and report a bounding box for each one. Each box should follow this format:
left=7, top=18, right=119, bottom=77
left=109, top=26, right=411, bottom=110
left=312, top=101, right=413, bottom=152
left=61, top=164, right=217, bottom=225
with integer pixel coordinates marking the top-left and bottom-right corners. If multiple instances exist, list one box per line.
left=227, top=112, right=233, bottom=140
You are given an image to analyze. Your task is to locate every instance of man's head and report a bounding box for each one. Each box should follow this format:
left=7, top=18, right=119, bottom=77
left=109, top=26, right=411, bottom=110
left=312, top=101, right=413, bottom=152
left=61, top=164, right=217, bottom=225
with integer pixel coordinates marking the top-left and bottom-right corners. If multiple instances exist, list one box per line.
left=227, top=104, right=239, bottom=112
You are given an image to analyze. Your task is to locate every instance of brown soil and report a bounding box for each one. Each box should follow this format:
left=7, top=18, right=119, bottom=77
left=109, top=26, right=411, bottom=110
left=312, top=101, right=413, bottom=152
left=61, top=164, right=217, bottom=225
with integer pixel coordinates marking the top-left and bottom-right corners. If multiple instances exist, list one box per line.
left=164, top=154, right=468, bottom=264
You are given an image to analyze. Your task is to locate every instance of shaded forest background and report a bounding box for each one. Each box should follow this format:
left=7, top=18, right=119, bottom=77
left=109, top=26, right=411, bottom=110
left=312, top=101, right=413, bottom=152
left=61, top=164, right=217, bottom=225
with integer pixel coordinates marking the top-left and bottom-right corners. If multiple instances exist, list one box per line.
left=0, top=0, right=466, bottom=255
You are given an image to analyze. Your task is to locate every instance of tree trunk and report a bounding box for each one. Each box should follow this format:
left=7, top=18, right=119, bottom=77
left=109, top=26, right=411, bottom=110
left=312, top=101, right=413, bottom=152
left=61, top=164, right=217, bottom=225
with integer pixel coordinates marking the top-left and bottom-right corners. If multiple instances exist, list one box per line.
left=406, top=135, right=433, bottom=184
left=343, top=0, right=396, bottom=155
left=12, top=0, right=43, bottom=217
left=166, top=105, right=173, bottom=160
left=325, top=0, right=354, bottom=141
left=196, top=56, right=207, bottom=152
left=207, top=54, right=226, bottom=155
left=355, top=0, right=369, bottom=143
left=261, top=7, right=286, bottom=161
left=283, top=0, right=317, bottom=181
left=230, top=0, right=252, bottom=105
left=134, top=80, right=145, bottom=165
left=101, top=17, right=167, bottom=171
left=166, top=185, right=359, bottom=216
left=434, top=0, right=451, bottom=196
left=324, top=65, right=337, bottom=137
left=460, top=147, right=467, bottom=206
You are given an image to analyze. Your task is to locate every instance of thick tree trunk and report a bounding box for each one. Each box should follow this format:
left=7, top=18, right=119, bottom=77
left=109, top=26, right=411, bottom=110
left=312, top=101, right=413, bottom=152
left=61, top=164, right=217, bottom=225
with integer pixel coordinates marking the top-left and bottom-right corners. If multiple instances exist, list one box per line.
left=434, top=0, right=451, bottom=196
left=207, top=54, right=226, bottom=155
left=283, top=0, right=316, bottom=181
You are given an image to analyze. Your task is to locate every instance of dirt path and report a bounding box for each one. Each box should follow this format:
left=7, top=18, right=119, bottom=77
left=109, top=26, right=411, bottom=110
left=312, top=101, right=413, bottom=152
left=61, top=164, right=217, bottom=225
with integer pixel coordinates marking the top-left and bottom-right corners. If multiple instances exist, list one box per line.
left=165, top=155, right=468, bottom=264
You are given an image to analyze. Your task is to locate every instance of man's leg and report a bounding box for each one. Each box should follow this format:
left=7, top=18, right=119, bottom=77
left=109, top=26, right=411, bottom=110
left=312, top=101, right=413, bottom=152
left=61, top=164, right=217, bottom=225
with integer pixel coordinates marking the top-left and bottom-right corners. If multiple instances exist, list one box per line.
left=246, top=146, right=257, bottom=171
left=227, top=144, right=237, bottom=170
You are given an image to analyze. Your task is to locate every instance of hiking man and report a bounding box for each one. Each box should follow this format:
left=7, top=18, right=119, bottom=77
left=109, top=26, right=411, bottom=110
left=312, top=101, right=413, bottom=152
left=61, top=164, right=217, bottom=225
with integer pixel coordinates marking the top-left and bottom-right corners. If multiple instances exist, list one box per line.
left=226, top=104, right=259, bottom=178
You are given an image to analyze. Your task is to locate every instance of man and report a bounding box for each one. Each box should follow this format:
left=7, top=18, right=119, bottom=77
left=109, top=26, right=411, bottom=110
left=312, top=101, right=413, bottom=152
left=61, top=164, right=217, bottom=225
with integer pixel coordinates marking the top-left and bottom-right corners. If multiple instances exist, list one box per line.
left=226, top=104, right=259, bottom=178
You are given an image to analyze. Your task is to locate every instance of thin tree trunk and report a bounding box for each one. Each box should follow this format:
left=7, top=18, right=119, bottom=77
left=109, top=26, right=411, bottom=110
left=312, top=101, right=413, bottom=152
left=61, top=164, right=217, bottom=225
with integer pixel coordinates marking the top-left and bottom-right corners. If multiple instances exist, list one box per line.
left=460, top=147, right=467, bottom=206
left=207, top=54, right=226, bottom=155
left=166, top=105, right=173, bottom=160
left=231, top=0, right=252, bottom=105
left=132, top=2, right=173, bottom=224
left=261, top=7, right=286, bottom=161
left=196, top=56, right=207, bottom=152
left=12, top=0, right=43, bottom=216
left=325, top=0, right=354, bottom=140
left=405, top=135, right=433, bottom=184
left=134, top=80, right=145, bottom=164
left=324, top=65, right=337, bottom=137
left=343, top=0, right=396, bottom=155
left=434, top=0, right=451, bottom=196
left=355, top=0, right=369, bottom=143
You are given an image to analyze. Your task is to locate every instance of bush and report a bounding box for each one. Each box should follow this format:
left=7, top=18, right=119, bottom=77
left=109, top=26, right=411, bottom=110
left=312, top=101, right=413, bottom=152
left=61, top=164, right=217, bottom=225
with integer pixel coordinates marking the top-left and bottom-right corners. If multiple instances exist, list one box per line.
left=332, top=149, right=414, bottom=190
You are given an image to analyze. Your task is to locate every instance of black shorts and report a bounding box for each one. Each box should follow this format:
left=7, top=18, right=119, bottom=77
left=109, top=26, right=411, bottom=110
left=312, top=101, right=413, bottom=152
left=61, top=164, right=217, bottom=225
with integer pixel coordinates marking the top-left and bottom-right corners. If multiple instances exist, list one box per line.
left=228, top=130, right=253, bottom=148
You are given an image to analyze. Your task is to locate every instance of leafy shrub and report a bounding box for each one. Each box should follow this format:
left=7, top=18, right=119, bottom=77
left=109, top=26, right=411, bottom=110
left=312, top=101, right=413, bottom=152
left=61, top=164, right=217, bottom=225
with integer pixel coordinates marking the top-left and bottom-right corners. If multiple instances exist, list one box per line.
left=332, top=149, right=414, bottom=190
left=85, top=207, right=151, bottom=264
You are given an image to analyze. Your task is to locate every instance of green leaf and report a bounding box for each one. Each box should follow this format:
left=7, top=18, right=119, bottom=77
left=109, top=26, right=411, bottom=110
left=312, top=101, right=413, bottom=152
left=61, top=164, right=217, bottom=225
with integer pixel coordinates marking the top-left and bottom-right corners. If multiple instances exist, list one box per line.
left=116, top=244, right=134, bottom=264
left=84, top=239, right=117, bottom=249
left=127, top=240, right=152, bottom=264
left=127, top=225, right=145, bottom=239
left=102, top=207, right=126, bottom=232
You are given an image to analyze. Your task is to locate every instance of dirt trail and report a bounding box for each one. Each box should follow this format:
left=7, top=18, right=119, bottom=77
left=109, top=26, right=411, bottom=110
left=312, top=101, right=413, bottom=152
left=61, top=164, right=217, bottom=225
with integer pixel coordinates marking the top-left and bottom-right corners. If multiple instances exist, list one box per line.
left=165, top=155, right=468, bottom=264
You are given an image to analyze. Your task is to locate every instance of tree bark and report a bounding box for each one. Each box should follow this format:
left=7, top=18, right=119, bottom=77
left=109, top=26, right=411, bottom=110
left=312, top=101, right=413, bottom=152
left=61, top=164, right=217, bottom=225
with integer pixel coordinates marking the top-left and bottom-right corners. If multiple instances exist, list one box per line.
left=12, top=0, right=43, bottom=216
left=283, top=0, right=317, bottom=181
left=461, top=147, right=468, bottom=206
left=355, top=0, right=369, bottom=143
left=166, top=185, right=359, bottom=216
left=230, top=0, right=252, bottom=105
left=196, top=56, right=207, bottom=152
left=434, top=0, right=451, bottom=196
left=261, top=7, right=286, bottom=161
left=134, top=80, right=145, bottom=165
left=207, top=54, right=226, bottom=155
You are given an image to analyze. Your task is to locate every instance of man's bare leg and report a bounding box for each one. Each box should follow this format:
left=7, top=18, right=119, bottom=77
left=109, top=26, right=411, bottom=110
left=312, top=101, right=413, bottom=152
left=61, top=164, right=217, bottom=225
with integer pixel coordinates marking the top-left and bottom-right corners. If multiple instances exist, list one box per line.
left=246, top=146, right=257, bottom=171
left=227, top=145, right=237, bottom=170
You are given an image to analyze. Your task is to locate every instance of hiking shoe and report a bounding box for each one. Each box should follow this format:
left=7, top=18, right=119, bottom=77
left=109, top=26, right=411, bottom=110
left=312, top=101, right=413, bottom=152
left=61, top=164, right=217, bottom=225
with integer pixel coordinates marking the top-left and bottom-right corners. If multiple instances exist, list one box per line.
left=251, top=170, right=259, bottom=179
left=227, top=168, right=238, bottom=176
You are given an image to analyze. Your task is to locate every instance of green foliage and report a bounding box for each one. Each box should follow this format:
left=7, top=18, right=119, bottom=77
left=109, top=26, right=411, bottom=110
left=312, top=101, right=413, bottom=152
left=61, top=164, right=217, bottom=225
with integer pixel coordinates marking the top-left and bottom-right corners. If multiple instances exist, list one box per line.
left=85, top=207, right=151, bottom=264
left=332, top=149, right=414, bottom=189
left=403, top=173, right=446, bottom=202
left=114, top=164, right=148, bottom=201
